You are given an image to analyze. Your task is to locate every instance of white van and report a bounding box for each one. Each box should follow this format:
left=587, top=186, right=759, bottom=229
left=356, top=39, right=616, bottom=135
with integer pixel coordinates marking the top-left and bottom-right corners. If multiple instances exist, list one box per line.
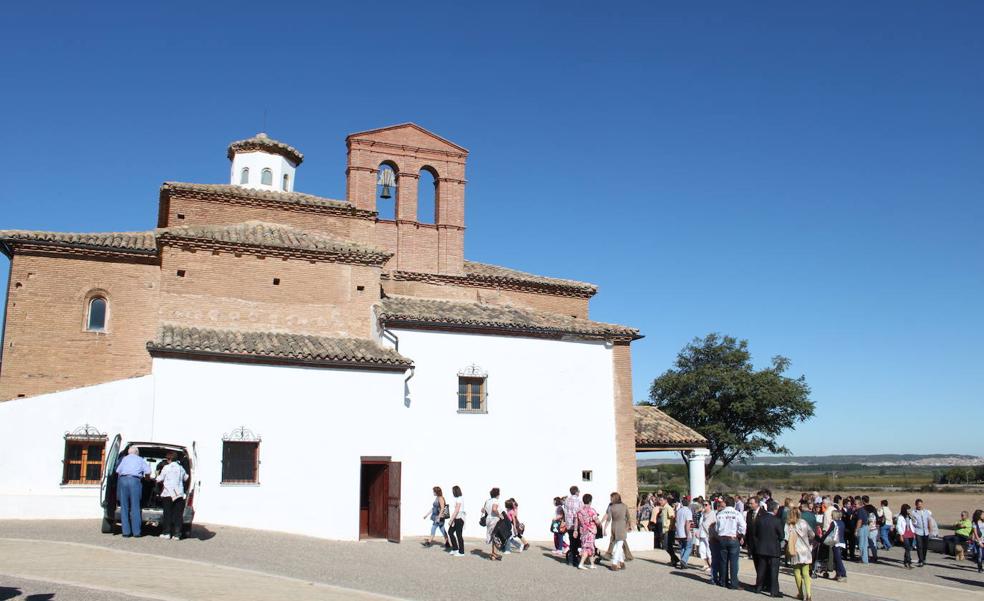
left=99, top=435, right=198, bottom=536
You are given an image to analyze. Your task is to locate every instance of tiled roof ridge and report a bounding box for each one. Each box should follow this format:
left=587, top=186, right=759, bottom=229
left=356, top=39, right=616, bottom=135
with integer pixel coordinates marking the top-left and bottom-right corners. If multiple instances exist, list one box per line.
left=464, top=261, right=597, bottom=294
left=381, top=261, right=598, bottom=299
left=0, top=229, right=158, bottom=254
left=377, top=295, right=641, bottom=341
left=148, top=324, right=412, bottom=369
left=160, top=182, right=375, bottom=219
left=156, top=220, right=391, bottom=263
left=227, top=132, right=304, bottom=165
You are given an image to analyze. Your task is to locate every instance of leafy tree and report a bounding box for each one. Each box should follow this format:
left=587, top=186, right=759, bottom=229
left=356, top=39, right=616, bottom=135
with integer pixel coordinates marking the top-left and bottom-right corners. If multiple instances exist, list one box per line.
left=645, top=333, right=814, bottom=483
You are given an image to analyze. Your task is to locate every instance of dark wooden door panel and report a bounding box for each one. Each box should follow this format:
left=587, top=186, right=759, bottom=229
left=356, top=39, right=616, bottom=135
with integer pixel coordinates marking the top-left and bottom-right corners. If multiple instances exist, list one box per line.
left=387, top=461, right=401, bottom=543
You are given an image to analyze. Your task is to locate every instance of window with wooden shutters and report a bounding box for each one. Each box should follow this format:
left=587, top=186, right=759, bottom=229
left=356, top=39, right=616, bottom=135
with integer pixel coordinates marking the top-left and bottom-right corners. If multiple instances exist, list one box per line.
left=221, top=426, right=260, bottom=484
left=457, top=364, right=488, bottom=414
left=62, top=425, right=107, bottom=485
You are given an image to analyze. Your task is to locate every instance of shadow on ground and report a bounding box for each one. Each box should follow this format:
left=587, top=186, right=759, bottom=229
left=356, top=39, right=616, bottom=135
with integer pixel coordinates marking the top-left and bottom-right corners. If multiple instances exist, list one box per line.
left=937, top=575, right=983, bottom=588
left=0, top=588, right=55, bottom=601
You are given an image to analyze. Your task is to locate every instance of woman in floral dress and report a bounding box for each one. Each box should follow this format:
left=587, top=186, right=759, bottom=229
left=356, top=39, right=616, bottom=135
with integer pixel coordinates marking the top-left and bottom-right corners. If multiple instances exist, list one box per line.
left=576, top=493, right=602, bottom=569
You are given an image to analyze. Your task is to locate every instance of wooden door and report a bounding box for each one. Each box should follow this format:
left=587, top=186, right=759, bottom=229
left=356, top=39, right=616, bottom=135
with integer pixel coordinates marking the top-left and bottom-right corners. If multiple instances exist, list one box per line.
left=386, top=461, right=401, bottom=543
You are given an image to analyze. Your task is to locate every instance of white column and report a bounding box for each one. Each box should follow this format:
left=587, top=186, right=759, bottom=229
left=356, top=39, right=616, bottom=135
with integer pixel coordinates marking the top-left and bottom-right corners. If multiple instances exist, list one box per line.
left=687, top=448, right=710, bottom=499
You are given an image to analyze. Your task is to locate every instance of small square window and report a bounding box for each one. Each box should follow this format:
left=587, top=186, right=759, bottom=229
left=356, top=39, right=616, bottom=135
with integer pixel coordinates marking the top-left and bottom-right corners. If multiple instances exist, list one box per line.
left=176, top=270, right=186, bottom=278
left=582, top=470, right=593, bottom=482
left=356, top=285, right=365, bottom=291
left=457, top=376, right=487, bottom=413
left=176, top=213, right=185, bottom=220
left=272, top=278, right=280, bottom=286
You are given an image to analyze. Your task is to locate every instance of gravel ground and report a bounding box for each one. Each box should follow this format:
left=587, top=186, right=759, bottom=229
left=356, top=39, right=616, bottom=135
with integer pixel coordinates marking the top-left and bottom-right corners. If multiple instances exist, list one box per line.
left=1, top=520, right=979, bottom=601
left=0, top=575, right=148, bottom=601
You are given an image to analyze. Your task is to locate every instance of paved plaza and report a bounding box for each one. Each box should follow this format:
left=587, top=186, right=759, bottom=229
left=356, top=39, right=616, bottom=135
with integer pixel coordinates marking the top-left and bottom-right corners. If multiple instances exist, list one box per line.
left=0, top=520, right=981, bottom=601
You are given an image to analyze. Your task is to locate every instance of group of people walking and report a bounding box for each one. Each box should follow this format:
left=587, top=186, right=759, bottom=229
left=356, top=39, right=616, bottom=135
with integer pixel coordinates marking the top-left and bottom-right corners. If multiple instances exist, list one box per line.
left=422, top=484, right=984, bottom=599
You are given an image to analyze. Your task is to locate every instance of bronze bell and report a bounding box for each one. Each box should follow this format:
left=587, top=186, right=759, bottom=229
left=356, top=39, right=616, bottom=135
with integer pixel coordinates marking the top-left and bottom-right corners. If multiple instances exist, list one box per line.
left=377, top=169, right=397, bottom=199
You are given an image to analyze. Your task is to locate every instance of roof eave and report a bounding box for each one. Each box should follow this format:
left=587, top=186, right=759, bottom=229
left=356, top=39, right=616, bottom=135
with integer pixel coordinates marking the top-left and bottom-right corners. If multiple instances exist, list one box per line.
left=147, top=346, right=412, bottom=372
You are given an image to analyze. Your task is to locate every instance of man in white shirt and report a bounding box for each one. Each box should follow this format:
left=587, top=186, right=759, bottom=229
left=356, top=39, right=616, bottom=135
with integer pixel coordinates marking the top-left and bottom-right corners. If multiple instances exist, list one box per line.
left=675, top=497, right=694, bottom=569
left=155, top=451, right=189, bottom=540
left=910, top=499, right=933, bottom=567
left=715, top=497, right=747, bottom=589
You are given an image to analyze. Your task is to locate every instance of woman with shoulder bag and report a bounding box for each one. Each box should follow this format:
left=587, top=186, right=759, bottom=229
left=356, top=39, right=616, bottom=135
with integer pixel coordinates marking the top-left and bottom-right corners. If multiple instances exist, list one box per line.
left=575, top=493, right=603, bottom=570
left=896, top=504, right=917, bottom=569
left=786, top=507, right=815, bottom=601
left=483, top=488, right=503, bottom=560
left=423, top=486, right=450, bottom=548
left=827, top=510, right=847, bottom=581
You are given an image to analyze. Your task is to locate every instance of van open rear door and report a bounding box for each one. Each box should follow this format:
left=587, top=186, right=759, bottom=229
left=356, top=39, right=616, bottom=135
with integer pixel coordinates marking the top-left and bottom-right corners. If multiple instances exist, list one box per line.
left=100, top=434, right=121, bottom=508
left=100, top=434, right=122, bottom=533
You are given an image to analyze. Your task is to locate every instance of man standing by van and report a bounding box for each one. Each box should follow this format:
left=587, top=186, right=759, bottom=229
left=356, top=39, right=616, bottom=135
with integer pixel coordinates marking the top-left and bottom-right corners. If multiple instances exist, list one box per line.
left=116, top=446, right=151, bottom=537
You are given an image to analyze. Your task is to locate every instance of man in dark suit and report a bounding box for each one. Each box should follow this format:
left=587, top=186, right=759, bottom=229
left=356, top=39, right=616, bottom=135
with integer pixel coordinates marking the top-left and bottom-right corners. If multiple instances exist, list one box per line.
left=753, top=500, right=785, bottom=597
left=745, top=496, right=761, bottom=564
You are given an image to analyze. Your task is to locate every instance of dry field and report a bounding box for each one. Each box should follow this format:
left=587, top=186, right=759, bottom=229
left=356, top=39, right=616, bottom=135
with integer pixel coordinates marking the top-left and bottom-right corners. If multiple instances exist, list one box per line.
left=771, top=489, right=984, bottom=526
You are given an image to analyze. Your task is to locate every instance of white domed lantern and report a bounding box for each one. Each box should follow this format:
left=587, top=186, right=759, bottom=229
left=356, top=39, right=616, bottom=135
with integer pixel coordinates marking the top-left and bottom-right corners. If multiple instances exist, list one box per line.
left=227, top=133, right=304, bottom=192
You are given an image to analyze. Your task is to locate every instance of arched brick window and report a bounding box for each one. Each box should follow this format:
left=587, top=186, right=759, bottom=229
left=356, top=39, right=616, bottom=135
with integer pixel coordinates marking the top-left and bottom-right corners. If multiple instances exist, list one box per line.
left=240, top=167, right=250, bottom=184
left=86, top=297, right=107, bottom=332
left=261, top=168, right=273, bottom=186
left=282, top=173, right=289, bottom=191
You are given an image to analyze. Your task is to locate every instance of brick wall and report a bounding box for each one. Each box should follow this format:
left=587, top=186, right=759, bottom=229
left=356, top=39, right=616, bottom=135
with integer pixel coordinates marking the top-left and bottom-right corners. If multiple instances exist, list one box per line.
left=612, top=341, right=639, bottom=523
left=0, top=254, right=159, bottom=401
left=162, top=196, right=374, bottom=243
left=158, top=246, right=380, bottom=338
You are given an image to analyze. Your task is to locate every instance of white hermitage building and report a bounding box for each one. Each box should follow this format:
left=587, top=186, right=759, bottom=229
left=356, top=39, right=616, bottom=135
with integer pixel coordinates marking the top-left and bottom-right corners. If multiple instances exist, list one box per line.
left=0, top=124, right=708, bottom=542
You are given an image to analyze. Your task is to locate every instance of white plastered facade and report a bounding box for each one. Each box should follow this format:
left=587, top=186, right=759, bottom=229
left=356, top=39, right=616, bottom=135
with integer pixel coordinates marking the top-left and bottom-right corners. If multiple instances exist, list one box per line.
left=0, top=329, right=620, bottom=542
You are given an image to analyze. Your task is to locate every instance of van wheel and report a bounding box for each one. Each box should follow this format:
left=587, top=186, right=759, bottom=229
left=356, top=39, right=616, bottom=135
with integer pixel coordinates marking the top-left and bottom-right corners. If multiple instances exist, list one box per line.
left=101, top=517, right=114, bottom=534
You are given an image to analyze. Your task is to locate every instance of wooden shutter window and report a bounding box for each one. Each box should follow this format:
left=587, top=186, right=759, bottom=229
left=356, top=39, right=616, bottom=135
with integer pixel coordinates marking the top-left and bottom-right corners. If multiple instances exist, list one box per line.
left=457, top=376, right=487, bottom=413
left=62, top=436, right=106, bottom=485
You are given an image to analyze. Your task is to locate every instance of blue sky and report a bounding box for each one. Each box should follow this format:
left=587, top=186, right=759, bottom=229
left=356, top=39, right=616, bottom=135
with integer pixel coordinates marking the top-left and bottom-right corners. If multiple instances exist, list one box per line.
left=1, top=2, right=982, bottom=455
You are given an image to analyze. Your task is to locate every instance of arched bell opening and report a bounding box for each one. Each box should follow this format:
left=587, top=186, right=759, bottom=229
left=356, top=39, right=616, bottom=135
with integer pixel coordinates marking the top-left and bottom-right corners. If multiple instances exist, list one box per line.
left=376, top=161, right=399, bottom=221
left=417, top=166, right=438, bottom=224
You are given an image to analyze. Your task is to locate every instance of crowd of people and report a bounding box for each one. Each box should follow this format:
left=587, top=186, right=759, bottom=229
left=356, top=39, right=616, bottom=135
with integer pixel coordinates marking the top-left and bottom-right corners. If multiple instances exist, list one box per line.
left=634, top=489, right=984, bottom=597
left=422, top=484, right=984, bottom=598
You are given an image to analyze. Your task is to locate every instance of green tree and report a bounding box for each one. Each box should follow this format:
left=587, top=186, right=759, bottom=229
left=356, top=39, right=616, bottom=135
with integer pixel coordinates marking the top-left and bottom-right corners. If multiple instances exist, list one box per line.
left=645, top=333, right=814, bottom=483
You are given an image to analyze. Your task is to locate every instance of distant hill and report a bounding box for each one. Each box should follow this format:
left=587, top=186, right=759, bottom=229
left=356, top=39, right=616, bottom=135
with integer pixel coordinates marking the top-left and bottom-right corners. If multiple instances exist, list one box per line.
left=638, top=454, right=983, bottom=467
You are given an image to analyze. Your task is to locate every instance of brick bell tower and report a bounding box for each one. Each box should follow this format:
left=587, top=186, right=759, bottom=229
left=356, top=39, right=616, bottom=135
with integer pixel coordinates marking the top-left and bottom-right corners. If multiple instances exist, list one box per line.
left=345, top=123, right=468, bottom=275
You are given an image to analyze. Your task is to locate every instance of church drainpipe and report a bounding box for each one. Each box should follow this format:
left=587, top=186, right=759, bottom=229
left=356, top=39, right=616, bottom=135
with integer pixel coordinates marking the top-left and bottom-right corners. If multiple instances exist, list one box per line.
left=381, top=325, right=415, bottom=402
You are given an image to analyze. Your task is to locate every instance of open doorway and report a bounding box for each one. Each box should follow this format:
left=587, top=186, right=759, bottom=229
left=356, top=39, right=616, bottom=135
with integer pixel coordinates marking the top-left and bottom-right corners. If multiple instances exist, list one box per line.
left=359, top=457, right=401, bottom=542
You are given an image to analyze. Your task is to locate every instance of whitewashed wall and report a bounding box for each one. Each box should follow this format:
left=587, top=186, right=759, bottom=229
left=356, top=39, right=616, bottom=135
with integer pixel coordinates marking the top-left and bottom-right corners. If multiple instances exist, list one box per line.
left=0, top=329, right=621, bottom=543
left=229, top=151, right=296, bottom=191
left=0, top=376, right=154, bottom=519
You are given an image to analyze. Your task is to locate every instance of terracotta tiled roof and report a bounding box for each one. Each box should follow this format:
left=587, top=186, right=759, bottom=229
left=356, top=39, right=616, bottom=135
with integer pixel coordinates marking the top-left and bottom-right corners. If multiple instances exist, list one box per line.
left=463, top=261, right=598, bottom=295
left=148, top=324, right=412, bottom=370
left=381, top=261, right=598, bottom=298
left=377, top=296, right=640, bottom=341
left=160, top=182, right=358, bottom=211
left=635, top=405, right=708, bottom=449
left=227, top=132, right=304, bottom=165
left=157, top=221, right=391, bottom=264
left=0, top=229, right=157, bottom=255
